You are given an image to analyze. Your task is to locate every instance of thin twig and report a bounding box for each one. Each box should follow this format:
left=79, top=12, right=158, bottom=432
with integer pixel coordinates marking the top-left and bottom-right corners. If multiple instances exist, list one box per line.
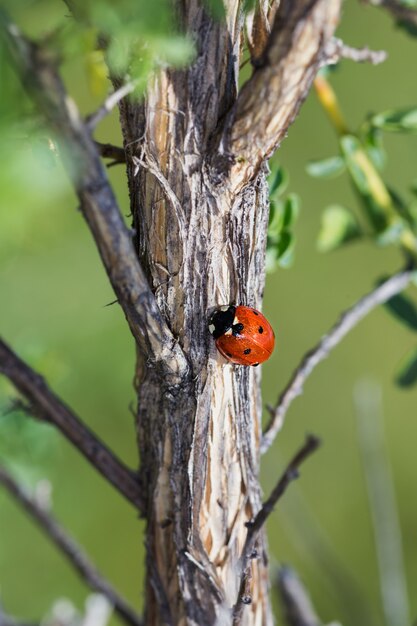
left=0, top=466, right=143, bottom=626
left=0, top=338, right=144, bottom=512
left=355, top=380, right=410, bottom=626
left=232, top=435, right=321, bottom=623
left=86, top=83, right=137, bottom=131
left=276, top=566, right=322, bottom=626
left=362, top=0, right=417, bottom=29
left=261, top=267, right=416, bottom=454
left=323, top=37, right=387, bottom=66
left=0, top=10, right=189, bottom=383
left=95, top=142, right=126, bottom=164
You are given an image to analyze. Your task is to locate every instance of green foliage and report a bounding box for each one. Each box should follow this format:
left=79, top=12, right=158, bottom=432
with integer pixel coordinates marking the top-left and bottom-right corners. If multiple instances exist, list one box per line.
left=382, top=289, right=417, bottom=331
left=317, top=205, right=362, bottom=252
left=361, top=125, right=386, bottom=172
left=395, top=347, right=417, bottom=387
left=371, top=107, right=417, bottom=133
left=306, top=156, right=346, bottom=179
left=266, top=166, right=300, bottom=271
left=307, top=78, right=417, bottom=258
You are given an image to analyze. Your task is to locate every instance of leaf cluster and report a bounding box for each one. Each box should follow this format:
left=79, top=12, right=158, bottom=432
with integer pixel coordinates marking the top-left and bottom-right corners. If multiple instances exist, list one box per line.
left=308, top=101, right=417, bottom=257
left=266, top=166, right=300, bottom=272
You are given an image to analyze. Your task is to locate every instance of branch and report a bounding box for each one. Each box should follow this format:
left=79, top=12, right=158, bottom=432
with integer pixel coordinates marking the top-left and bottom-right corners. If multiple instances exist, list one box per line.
left=362, top=0, right=417, bottom=30
left=86, top=82, right=137, bottom=130
left=217, top=0, right=342, bottom=191
left=232, top=435, right=321, bottom=623
left=323, top=37, right=387, bottom=66
left=261, top=266, right=416, bottom=454
left=276, top=566, right=322, bottom=626
left=0, top=338, right=144, bottom=512
left=0, top=466, right=143, bottom=626
left=0, top=10, right=189, bottom=383
left=95, top=141, right=126, bottom=165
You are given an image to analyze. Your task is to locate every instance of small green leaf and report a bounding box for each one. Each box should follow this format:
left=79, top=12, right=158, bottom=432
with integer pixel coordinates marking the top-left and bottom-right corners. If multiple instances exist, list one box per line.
left=363, top=126, right=386, bottom=171
left=340, top=134, right=396, bottom=233
left=268, top=200, right=284, bottom=238
left=395, top=347, right=417, bottom=387
left=277, top=233, right=295, bottom=268
left=269, top=166, right=289, bottom=199
left=382, top=290, right=417, bottom=331
left=283, top=194, right=300, bottom=228
left=306, top=156, right=346, bottom=179
left=317, top=205, right=361, bottom=252
left=372, top=107, right=417, bottom=133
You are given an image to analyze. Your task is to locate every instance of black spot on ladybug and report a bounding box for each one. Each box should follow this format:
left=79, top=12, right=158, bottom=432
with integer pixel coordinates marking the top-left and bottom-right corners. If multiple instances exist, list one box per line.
left=244, top=348, right=251, bottom=355
left=258, top=326, right=264, bottom=334
left=252, top=363, right=259, bottom=367
left=226, top=352, right=233, bottom=357
left=232, top=322, right=244, bottom=336
left=252, top=310, right=259, bottom=315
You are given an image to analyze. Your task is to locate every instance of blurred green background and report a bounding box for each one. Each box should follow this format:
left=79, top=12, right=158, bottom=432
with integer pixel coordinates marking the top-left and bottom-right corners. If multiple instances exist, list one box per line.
left=1, top=1, right=417, bottom=625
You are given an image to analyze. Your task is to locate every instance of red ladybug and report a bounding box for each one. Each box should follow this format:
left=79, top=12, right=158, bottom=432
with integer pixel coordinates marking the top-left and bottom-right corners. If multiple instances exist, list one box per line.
left=209, top=305, right=275, bottom=366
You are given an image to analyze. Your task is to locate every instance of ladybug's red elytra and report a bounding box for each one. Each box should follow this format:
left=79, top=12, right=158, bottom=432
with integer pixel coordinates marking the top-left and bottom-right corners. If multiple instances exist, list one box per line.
left=209, top=305, right=275, bottom=366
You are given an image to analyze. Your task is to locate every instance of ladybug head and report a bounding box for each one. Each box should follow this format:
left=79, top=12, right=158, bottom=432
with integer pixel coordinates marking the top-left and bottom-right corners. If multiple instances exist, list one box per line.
left=208, top=305, right=236, bottom=339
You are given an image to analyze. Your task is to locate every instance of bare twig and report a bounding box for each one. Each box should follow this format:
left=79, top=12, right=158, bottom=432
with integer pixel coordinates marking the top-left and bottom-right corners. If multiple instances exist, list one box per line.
left=276, top=566, right=322, bottom=626
left=362, top=0, right=417, bottom=29
left=95, top=142, right=126, bottom=164
left=233, top=435, right=321, bottom=623
left=0, top=10, right=189, bottom=383
left=218, top=0, right=342, bottom=191
left=86, top=82, right=137, bottom=130
left=0, top=466, right=143, bottom=626
left=261, top=267, right=416, bottom=454
left=323, top=37, right=387, bottom=66
left=0, top=338, right=144, bottom=512
left=355, top=380, right=410, bottom=626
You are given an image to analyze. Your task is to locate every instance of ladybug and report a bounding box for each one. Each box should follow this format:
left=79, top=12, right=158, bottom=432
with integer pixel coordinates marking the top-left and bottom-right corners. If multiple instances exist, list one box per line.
left=208, top=305, right=275, bottom=366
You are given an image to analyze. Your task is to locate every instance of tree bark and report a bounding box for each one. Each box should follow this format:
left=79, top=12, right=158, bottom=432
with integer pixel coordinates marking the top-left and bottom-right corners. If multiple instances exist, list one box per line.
left=115, top=1, right=341, bottom=624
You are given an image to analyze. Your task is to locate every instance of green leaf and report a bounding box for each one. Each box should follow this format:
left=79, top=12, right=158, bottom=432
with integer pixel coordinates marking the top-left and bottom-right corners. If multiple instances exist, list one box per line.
left=317, top=205, right=361, bottom=252
left=283, top=194, right=300, bottom=228
left=277, top=233, right=295, bottom=268
left=340, top=134, right=397, bottom=233
left=306, top=156, right=346, bottom=179
left=268, top=200, right=284, bottom=238
left=363, top=125, right=386, bottom=171
left=269, top=166, right=289, bottom=199
left=381, top=289, right=417, bottom=331
left=395, top=348, right=417, bottom=387
left=371, top=107, right=417, bottom=133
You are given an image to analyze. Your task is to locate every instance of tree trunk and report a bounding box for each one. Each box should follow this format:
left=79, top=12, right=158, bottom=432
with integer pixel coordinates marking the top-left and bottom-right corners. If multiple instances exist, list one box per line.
left=115, top=1, right=341, bottom=624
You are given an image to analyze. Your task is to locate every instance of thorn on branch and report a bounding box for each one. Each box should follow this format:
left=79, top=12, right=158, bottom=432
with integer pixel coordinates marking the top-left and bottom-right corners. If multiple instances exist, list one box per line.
left=323, top=37, right=387, bottom=66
